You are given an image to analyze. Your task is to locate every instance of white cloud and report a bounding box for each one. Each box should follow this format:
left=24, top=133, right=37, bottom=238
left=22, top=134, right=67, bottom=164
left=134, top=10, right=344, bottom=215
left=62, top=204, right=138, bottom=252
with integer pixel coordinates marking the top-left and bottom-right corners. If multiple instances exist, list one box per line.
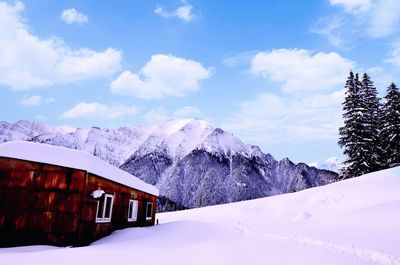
left=110, top=54, right=212, bottom=99
left=60, top=8, right=88, bottom=25
left=325, top=0, right=400, bottom=39
left=367, top=0, right=400, bottom=38
left=223, top=90, right=345, bottom=145
left=310, top=16, right=345, bottom=47
left=0, top=2, right=121, bottom=90
left=142, top=106, right=203, bottom=124
left=173, top=106, right=203, bottom=119
left=54, top=48, right=122, bottom=82
left=60, top=102, right=138, bottom=119
left=223, top=48, right=353, bottom=145
left=19, top=95, right=42, bottom=106
left=222, top=51, right=258, bottom=68
left=154, top=1, right=195, bottom=22
left=19, top=95, right=55, bottom=106
left=250, top=49, right=354, bottom=93
left=330, top=0, right=372, bottom=14
left=386, top=40, right=400, bottom=67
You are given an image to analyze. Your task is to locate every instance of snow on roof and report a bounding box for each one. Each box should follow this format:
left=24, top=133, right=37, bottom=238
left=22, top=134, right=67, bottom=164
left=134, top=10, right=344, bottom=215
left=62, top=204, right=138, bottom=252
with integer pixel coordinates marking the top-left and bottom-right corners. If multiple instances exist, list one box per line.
left=0, top=141, right=159, bottom=196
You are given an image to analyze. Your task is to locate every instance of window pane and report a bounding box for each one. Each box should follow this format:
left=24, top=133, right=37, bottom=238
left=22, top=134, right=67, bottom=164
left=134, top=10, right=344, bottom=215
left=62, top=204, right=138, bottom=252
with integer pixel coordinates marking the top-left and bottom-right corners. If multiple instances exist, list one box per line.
left=146, top=203, right=152, bottom=219
left=128, top=200, right=138, bottom=221
left=104, top=196, right=113, bottom=218
left=97, top=198, right=104, bottom=218
left=128, top=201, right=133, bottom=219
left=132, top=200, right=138, bottom=219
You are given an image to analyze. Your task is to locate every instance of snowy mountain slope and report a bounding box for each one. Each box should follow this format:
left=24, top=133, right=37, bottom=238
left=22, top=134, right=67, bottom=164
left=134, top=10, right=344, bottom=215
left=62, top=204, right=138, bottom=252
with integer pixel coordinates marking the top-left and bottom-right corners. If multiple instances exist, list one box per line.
left=0, top=120, right=156, bottom=166
left=0, top=119, right=338, bottom=210
left=0, top=120, right=55, bottom=142
left=1, top=167, right=399, bottom=265
left=118, top=121, right=338, bottom=208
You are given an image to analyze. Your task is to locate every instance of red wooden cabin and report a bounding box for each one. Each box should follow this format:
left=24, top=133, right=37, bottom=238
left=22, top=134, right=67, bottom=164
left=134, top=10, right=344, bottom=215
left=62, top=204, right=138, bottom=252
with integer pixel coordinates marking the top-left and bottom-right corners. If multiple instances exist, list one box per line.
left=0, top=141, right=159, bottom=247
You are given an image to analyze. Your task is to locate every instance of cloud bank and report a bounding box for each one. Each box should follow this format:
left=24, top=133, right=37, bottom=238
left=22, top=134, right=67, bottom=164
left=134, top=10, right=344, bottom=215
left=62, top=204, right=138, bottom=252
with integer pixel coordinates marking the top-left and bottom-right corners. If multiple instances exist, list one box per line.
left=61, top=102, right=138, bottom=119
left=110, top=54, right=212, bottom=99
left=251, top=49, right=354, bottom=93
left=0, top=2, right=121, bottom=90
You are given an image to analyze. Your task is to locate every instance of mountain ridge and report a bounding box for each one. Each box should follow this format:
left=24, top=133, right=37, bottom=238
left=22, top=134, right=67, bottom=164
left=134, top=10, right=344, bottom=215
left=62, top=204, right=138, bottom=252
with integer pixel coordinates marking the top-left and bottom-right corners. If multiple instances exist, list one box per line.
left=0, top=119, right=339, bottom=211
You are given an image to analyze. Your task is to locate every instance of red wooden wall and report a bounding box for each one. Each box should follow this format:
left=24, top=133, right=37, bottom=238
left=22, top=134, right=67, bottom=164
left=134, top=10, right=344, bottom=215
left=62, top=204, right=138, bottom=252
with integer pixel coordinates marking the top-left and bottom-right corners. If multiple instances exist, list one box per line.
left=0, top=157, right=157, bottom=247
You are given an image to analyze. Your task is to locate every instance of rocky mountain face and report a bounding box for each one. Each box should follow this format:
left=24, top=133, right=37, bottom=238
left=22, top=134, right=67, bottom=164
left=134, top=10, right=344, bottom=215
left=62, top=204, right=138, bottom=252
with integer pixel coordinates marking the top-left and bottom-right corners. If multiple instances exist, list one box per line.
left=0, top=119, right=338, bottom=211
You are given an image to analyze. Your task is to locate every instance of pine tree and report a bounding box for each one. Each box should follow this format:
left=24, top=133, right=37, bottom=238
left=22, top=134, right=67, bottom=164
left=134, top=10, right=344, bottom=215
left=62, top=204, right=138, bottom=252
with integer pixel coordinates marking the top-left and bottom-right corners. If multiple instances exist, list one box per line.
left=338, top=72, right=364, bottom=178
left=358, top=73, right=382, bottom=172
left=381, top=83, right=400, bottom=168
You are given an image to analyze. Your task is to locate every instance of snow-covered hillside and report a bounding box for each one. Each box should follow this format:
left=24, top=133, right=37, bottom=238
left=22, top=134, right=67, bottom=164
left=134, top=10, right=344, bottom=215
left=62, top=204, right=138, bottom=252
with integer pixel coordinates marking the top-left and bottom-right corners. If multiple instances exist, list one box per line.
left=0, top=119, right=338, bottom=210
left=1, top=167, right=399, bottom=265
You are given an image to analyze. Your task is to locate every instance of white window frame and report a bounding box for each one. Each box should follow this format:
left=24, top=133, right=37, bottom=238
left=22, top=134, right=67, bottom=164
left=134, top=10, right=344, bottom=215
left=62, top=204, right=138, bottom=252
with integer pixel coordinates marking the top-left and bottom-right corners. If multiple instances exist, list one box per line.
left=127, top=199, right=138, bottom=222
left=146, top=202, right=153, bottom=221
left=96, top=194, right=114, bottom=223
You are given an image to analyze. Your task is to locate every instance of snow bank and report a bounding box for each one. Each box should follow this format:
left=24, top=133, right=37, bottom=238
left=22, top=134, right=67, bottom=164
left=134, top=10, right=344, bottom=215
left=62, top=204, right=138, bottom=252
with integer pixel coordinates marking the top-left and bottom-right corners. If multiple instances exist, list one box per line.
left=0, top=141, right=159, bottom=196
left=1, top=167, right=399, bottom=264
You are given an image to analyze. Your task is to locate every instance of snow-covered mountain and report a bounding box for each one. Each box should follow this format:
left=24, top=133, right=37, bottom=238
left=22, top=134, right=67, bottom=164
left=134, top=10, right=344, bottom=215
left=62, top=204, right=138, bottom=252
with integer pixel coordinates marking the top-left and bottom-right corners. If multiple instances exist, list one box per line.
left=2, top=166, right=399, bottom=265
left=308, top=157, right=343, bottom=173
left=0, top=119, right=338, bottom=210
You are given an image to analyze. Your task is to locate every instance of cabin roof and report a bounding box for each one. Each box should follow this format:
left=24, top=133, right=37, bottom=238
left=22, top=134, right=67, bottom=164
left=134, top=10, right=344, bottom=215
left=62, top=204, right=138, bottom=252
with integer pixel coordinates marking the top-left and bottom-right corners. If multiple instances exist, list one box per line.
left=0, top=141, right=159, bottom=196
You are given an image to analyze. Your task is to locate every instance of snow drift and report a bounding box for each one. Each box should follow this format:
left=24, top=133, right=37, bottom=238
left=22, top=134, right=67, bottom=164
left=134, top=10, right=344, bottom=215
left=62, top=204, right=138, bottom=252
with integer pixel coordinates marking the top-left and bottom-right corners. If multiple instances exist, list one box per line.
left=1, top=167, right=399, bottom=265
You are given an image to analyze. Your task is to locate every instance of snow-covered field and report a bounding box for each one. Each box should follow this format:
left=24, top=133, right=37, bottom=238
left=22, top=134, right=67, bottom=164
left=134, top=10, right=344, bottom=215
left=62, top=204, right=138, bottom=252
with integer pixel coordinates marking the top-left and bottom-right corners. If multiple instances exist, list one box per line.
left=1, top=167, right=400, bottom=265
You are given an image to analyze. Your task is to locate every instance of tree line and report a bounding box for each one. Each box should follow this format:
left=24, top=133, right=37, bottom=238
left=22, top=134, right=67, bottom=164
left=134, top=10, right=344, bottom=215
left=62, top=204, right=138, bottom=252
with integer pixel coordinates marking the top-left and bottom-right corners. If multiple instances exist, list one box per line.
left=339, top=71, right=400, bottom=179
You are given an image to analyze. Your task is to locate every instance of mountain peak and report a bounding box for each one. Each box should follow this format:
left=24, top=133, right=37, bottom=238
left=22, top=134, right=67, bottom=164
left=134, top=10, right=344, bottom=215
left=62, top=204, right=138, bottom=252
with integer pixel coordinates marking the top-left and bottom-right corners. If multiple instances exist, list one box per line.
left=197, top=127, right=251, bottom=158
left=0, top=119, right=339, bottom=210
left=156, top=119, right=213, bottom=136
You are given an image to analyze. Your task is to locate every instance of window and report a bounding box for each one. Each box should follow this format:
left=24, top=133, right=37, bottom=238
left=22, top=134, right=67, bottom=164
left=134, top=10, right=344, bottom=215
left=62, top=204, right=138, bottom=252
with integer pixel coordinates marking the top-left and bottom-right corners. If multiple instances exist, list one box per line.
left=128, top=199, right=138, bottom=222
left=96, top=194, right=114, bottom=223
left=146, top=202, right=153, bottom=220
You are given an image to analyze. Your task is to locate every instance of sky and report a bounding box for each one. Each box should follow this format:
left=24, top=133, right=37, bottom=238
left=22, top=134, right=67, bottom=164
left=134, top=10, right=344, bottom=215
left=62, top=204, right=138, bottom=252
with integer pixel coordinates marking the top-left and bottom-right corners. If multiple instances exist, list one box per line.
left=1, top=0, right=400, bottom=165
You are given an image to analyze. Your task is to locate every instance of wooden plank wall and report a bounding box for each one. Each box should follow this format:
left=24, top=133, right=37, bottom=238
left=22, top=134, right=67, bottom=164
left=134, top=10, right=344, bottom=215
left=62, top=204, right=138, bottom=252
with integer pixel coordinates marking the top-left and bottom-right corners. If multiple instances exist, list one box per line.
left=0, top=157, right=157, bottom=247
left=78, top=173, right=157, bottom=245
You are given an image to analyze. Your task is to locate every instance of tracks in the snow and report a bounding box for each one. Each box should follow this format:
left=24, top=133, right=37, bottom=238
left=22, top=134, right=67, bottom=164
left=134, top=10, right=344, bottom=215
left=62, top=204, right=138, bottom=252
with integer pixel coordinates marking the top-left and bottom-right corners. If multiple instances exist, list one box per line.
left=233, top=223, right=400, bottom=265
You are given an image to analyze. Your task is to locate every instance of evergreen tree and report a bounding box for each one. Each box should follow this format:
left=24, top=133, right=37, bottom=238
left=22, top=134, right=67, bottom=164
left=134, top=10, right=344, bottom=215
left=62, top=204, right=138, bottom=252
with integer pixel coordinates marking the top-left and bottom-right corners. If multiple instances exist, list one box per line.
left=381, top=83, right=400, bottom=167
left=358, top=73, right=382, bottom=172
left=338, top=72, right=364, bottom=178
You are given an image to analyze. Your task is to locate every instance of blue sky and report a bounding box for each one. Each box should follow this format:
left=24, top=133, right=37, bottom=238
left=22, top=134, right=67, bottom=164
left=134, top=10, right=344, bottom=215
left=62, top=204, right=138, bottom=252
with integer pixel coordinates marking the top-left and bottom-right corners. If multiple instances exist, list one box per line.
left=1, top=0, right=400, bottom=165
